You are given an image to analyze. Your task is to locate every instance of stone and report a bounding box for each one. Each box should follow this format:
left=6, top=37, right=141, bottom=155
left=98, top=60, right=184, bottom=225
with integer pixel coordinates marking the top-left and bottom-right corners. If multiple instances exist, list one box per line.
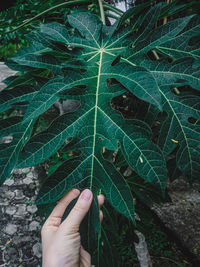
left=27, top=205, right=38, bottom=214
left=12, top=235, right=32, bottom=246
left=14, top=189, right=24, bottom=200
left=15, top=204, right=26, bottom=217
left=13, top=168, right=31, bottom=175
left=0, top=64, right=43, bottom=266
left=4, top=179, right=14, bottom=186
left=26, top=172, right=34, bottom=179
left=23, top=187, right=35, bottom=198
left=23, top=177, right=33, bottom=185
left=54, top=100, right=80, bottom=114
left=0, top=62, right=17, bottom=91
left=29, top=183, right=36, bottom=190
left=0, top=136, right=13, bottom=144
left=152, top=177, right=200, bottom=263
left=4, top=223, right=17, bottom=235
left=32, top=242, right=42, bottom=258
left=4, top=247, right=19, bottom=260
left=21, top=245, right=34, bottom=260
left=4, top=191, right=15, bottom=200
left=5, top=206, right=17, bottom=215
left=29, top=221, right=40, bottom=231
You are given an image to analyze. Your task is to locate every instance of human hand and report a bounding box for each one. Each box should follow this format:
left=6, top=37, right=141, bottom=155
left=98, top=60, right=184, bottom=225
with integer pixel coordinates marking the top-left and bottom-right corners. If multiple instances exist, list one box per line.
left=41, top=189, right=104, bottom=267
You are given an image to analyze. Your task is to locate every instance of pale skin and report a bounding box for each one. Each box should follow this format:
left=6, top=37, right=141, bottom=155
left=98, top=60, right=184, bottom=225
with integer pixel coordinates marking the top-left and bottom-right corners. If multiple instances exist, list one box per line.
left=41, top=189, right=104, bottom=267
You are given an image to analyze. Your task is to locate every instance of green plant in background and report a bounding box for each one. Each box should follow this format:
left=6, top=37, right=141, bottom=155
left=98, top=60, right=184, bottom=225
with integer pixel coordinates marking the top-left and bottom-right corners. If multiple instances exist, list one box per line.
left=0, top=0, right=86, bottom=59
left=0, top=1, right=200, bottom=265
left=98, top=200, right=189, bottom=267
left=0, top=0, right=126, bottom=59
left=1, top=0, right=198, bottom=60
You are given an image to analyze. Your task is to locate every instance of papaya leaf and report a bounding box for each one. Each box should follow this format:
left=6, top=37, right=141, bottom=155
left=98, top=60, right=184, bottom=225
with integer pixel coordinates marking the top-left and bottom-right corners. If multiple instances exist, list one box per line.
left=158, top=87, right=200, bottom=180
left=157, top=15, right=200, bottom=62
left=0, top=3, right=199, bottom=252
left=0, top=117, right=34, bottom=184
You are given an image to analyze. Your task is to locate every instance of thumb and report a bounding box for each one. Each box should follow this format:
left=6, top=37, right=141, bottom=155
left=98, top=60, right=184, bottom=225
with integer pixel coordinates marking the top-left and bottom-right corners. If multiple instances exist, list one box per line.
left=60, top=189, right=93, bottom=234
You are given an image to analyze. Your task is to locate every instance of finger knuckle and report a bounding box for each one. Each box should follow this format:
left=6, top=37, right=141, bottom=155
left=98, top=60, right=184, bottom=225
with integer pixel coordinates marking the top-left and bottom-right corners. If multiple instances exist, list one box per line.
left=73, top=205, right=83, bottom=213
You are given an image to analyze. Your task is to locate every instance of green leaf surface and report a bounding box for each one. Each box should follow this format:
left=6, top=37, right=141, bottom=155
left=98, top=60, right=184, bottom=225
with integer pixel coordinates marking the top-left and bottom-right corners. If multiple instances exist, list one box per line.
left=0, top=118, right=34, bottom=184
left=129, top=16, right=193, bottom=58
left=158, top=87, right=200, bottom=180
left=1, top=4, right=200, bottom=248
left=0, top=85, right=39, bottom=113
left=157, top=15, right=200, bottom=61
left=139, top=58, right=200, bottom=91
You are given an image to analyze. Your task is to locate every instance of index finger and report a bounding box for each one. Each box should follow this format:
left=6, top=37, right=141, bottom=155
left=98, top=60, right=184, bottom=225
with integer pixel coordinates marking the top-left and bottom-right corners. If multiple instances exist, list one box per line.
left=49, top=188, right=80, bottom=219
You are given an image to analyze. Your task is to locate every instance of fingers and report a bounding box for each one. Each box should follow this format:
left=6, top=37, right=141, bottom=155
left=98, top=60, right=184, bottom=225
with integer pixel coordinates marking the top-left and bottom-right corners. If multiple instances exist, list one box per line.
left=97, top=194, right=104, bottom=208
left=100, top=210, right=103, bottom=223
left=49, top=189, right=80, bottom=219
left=98, top=194, right=104, bottom=223
left=60, top=189, right=93, bottom=234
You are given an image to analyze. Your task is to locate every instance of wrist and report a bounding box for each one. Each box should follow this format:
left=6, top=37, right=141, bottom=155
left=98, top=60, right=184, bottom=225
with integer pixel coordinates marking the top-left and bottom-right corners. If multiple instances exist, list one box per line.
left=42, top=254, right=78, bottom=267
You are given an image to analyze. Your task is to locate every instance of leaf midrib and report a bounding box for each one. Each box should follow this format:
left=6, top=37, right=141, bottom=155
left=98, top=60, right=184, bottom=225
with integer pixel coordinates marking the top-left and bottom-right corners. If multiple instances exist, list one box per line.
left=90, top=50, right=103, bottom=190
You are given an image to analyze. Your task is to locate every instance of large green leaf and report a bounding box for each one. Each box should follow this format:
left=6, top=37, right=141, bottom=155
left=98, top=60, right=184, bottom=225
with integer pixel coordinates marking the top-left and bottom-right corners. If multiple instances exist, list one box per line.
left=15, top=12, right=166, bottom=221
left=128, top=16, right=193, bottom=58
left=0, top=117, right=34, bottom=184
left=1, top=4, right=200, bottom=253
left=0, top=85, right=39, bottom=113
left=139, top=57, right=200, bottom=91
left=157, top=15, right=200, bottom=62
left=158, top=87, right=200, bottom=180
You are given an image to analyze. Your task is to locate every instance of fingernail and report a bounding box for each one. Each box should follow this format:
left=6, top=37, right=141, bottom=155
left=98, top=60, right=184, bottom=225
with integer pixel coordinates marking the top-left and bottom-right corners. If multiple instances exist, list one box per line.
left=81, top=189, right=91, bottom=201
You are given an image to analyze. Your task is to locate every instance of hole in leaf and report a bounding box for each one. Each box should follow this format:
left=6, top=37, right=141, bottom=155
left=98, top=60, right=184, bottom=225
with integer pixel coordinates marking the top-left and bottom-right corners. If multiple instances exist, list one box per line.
left=170, top=85, right=200, bottom=97
left=106, top=78, right=120, bottom=88
left=0, top=136, right=13, bottom=144
left=188, top=117, right=200, bottom=125
left=111, top=55, right=121, bottom=66
left=147, top=50, right=164, bottom=61
left=55, top=100, right=80, bottom=114
left=188, top=35, right=200, bottom=47
left=170, top=87, right=181, bottom=95
left=157, top=111, right=168, bottom=121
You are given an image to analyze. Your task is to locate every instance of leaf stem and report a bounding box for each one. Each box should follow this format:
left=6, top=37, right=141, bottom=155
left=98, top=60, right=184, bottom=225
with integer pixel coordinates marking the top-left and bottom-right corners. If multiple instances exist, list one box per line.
left=105, top=11, right=120, bottom=20
left=103, top=3, right=123, bottom=16
left=98, top=0, right=106, bottom=25
left=3, top=0, right=91, bottom=35
left=163, top=0, right=171, bottom=25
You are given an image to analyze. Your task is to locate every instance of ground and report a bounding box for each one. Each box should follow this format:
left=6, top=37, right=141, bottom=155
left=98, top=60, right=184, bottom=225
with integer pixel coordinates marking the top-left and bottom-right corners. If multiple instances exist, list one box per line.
left=0, top=167, right=43, bottom=267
